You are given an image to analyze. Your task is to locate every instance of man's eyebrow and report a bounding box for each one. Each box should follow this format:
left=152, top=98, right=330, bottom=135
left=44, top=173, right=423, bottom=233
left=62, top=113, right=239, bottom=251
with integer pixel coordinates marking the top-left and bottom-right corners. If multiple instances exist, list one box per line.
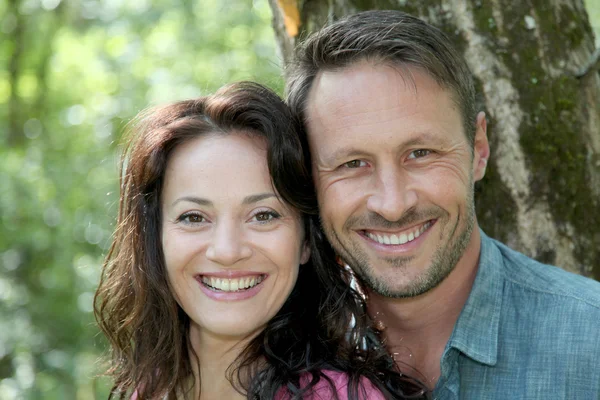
left=401, top=132, right=444, bottom=147
left=321, top=131, right=445, bottom=164
left=321, top=146, right=368, bottom=165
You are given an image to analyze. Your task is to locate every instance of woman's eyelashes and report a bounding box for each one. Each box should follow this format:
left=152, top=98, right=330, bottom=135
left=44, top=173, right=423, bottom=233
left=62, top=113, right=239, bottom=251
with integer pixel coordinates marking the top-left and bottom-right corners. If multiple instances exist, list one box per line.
left=177, top=212, right=207, bottom=226
left=175, top=209, right=282, bottom=226
left=250, top=209, right=281, bottom=224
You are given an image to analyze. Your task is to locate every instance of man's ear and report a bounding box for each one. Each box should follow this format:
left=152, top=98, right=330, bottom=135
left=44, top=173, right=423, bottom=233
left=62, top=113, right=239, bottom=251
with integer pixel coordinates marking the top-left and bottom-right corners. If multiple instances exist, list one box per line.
left=300, top=241, right=311, bottom=265
left=472, top=111, right=490, bottom=182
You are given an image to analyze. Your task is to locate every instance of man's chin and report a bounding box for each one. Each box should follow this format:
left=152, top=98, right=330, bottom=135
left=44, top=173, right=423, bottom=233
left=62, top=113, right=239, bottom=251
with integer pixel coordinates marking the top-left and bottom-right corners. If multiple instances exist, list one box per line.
left=366, top=279, right=432, bottom=299
left=360, top=260, right=453, bottom=299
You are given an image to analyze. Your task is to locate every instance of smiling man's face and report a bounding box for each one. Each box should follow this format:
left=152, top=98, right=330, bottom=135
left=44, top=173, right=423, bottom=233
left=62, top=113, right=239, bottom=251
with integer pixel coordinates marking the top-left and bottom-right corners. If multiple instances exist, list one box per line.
left=305, top=61, right=488, bottom=298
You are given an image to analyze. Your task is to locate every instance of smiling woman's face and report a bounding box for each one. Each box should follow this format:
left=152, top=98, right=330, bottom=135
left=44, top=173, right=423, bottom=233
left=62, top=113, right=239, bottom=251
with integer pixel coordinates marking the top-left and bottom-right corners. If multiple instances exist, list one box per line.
left=160, top=132, right=310, bottom=342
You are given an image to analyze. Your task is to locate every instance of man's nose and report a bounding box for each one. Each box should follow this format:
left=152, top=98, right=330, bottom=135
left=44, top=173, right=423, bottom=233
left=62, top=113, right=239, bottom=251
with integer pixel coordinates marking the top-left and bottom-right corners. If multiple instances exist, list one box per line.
left=205, top=221, right=252, bottom=266
left=366, top=167, right=417, bottom=222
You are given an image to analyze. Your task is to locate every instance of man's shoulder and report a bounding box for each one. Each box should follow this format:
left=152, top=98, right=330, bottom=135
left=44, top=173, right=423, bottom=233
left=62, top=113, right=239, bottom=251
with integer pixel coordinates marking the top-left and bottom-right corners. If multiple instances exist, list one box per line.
left=489, top=236, right=600, bottom=310
left=454, top=234, right=600, bottom=399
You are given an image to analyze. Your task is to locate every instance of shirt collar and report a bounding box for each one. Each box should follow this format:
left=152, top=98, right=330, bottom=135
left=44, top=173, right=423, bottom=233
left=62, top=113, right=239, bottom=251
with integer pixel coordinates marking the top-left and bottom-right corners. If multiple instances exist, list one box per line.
left=446, top=229, right=504, bottom=366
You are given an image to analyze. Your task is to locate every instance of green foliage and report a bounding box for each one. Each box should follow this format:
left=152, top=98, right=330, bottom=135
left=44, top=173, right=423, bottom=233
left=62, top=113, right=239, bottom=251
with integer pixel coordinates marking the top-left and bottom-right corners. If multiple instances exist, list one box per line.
left=0, top=0, right=281, bottom=398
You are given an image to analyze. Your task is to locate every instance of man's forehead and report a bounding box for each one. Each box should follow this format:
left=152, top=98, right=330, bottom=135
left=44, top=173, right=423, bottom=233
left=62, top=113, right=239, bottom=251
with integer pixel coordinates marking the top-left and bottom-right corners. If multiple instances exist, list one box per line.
left=307, top=62, right=408, bottom=104
left=303, top=62, right=466, bottom=156
left=311, top=62, right=446, bottom=108
left=305, top=63, right=439, bottom=130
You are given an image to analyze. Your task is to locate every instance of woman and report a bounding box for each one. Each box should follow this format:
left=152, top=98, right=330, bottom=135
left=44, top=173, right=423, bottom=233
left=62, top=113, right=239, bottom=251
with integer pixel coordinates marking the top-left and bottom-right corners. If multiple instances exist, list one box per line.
left=94, top=82, right=428, bottom=399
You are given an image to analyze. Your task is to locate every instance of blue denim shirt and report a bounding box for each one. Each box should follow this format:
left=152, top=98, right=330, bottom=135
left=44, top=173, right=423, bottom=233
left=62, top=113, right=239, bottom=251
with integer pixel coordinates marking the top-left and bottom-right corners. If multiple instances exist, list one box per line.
left=432, top=230, right=600, bottom=399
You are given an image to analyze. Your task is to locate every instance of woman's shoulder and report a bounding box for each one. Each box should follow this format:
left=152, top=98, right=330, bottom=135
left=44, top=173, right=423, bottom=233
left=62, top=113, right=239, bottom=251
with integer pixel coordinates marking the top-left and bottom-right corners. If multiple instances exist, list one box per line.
left=276, top=370, right=386, bottom=400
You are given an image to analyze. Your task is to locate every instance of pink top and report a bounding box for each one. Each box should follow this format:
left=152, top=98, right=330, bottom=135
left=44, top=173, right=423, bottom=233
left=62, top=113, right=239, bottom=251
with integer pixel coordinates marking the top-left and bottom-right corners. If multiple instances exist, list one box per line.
left=132, top=370, right=385, bottom=399
left=275, top=370, right=386, bottom=400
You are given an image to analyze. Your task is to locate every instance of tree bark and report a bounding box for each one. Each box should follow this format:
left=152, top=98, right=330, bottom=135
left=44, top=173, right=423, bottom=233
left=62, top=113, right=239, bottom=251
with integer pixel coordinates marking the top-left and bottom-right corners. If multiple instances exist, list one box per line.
left=269, top=0, right=600, bottom=280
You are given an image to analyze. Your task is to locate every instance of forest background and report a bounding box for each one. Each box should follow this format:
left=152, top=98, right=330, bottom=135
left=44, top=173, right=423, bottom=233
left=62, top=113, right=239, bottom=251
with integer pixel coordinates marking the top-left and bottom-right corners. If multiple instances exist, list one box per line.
left=1, top=0, right=599, bottom=398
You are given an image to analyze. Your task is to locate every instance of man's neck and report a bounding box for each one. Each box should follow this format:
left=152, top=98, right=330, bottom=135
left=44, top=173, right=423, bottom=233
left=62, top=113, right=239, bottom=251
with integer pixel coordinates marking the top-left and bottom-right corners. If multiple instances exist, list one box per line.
left=367, top=228, right=482, bottom=389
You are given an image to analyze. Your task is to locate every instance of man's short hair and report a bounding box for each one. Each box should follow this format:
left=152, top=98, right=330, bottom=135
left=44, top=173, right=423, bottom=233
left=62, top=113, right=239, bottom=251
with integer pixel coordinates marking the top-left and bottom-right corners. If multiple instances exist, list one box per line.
left=286, top=10, right=478, bottom=145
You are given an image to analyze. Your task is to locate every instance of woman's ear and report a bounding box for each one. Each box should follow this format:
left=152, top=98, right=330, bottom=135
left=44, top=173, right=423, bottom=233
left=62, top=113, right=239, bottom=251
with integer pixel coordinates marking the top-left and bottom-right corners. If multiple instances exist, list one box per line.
left=300, top=241, right=311, bottom=265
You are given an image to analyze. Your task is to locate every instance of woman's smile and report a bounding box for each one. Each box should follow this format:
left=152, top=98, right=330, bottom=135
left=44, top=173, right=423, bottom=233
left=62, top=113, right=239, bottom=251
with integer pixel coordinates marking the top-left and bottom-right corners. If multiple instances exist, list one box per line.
left=195, top=273, right=268, bottom=301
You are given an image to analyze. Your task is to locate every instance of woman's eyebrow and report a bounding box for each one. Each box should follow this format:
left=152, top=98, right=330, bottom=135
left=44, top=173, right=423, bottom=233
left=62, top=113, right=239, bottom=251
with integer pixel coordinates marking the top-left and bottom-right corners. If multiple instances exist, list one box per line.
left=172, top=196, right=212, bottom=207
left=242, top=193, right=277, bottom=205
left=171, top=193, right=277, bottom=208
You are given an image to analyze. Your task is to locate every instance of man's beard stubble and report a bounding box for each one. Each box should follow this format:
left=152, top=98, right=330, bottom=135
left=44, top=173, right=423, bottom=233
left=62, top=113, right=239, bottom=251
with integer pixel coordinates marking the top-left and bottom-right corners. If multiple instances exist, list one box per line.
left=321, top=190, right=476, bottom=299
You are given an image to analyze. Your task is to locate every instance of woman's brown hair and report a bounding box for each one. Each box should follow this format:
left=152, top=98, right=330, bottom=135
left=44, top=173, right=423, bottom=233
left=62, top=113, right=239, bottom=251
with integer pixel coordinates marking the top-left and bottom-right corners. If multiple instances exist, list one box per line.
left=94, top=81, right=313, bottom=398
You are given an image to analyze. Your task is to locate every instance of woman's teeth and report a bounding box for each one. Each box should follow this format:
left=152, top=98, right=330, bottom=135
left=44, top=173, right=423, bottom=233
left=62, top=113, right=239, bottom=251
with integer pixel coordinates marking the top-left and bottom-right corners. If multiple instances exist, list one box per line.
left=366, top=221, right=432, bottom=245
left=201, top=275, right=265, bottom=292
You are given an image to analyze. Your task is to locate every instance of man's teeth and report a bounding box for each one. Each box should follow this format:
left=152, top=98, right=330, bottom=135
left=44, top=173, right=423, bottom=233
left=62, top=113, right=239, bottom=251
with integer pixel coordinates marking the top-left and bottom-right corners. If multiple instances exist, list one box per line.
left=201, top=275, right=264, bottom=292
left=366, top=221, right=432, bottom=245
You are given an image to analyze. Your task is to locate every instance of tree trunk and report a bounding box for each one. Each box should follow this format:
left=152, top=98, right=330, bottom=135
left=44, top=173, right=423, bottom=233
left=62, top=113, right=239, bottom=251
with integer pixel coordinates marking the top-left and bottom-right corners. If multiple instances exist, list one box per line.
left=269, top=0, right=600, bottom=280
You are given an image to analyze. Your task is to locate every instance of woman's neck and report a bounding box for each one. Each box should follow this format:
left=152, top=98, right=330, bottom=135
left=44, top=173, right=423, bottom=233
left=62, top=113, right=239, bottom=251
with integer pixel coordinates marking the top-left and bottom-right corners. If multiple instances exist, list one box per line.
left=186, top=324, right=258, bottom=400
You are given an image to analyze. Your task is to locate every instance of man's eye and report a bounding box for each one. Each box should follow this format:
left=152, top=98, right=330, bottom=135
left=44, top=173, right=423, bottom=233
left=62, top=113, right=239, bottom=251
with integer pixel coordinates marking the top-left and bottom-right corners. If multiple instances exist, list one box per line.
left=408, top=149, right=431, bottom=159
left=344, top=160, right=366, bottom=168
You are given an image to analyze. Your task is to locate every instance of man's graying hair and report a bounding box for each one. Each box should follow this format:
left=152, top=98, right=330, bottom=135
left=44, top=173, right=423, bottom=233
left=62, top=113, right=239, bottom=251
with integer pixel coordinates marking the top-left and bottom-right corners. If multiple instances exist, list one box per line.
left=286, top=10, right=478, bottom=145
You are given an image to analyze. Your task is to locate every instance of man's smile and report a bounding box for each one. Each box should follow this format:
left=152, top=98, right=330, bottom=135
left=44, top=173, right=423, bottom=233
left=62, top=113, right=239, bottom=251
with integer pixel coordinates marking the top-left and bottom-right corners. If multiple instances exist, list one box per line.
left=361, top=220, right=435, bottom=246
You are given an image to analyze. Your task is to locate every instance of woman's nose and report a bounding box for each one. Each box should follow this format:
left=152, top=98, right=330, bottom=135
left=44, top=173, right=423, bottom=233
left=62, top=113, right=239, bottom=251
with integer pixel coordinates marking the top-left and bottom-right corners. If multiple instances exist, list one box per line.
left=205, top=222, right=252, bottom=266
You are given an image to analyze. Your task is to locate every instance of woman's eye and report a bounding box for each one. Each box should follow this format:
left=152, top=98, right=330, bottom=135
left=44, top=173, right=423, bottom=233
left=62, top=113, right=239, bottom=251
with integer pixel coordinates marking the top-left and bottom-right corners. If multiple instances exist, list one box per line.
left=178, top=213, right=205, bottom=225
left=408, top=149, right=431, bottom=159
left=343, top=160, right=367, bottom=168
left=252, top=211, right=280, bottom=223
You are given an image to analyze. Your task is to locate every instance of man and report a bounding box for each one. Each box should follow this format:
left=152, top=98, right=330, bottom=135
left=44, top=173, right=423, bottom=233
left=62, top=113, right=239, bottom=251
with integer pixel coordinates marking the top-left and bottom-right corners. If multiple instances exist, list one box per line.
left=286, top=10, right=600, bottom=399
